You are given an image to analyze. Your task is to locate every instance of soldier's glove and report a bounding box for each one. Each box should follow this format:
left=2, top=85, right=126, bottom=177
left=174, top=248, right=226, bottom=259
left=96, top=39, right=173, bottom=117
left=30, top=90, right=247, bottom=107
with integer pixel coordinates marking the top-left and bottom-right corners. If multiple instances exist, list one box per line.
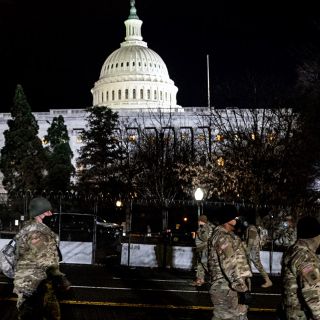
left=51, top=275, right=71, bottom=293
left=238, top=291, right=253, bottom=305
left=46, top=266, right=71, bottom=293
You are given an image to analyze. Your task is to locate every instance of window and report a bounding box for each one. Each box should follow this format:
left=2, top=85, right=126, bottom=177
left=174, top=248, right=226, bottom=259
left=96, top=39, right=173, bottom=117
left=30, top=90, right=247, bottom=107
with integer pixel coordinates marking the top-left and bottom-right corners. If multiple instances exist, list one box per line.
left=154, top=90, right=157, bottom=100
left=76, top=135, right=83, bottom=143
left=118, top=90, right=121, bottom=100
left=112, top=90, right=115, bottom=100
left=133, top=89, right=136, bottom=99
left=73, top=129, right=84, bottom=144
left=217, top=157, right=225, bottom=167
left=125, top=89, right=129, bottom=99
left=140, top=89, right=143, bottom=99
left=128, top=135, right=137, bottom=143
left=147, top=90, right=151, bottom=99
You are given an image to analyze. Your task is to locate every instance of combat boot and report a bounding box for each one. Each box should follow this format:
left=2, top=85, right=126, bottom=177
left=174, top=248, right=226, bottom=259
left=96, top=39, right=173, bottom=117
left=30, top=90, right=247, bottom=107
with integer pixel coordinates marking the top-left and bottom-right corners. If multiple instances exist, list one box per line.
left=191, top=278, right=205, bottom=286
left=261, top=276, right=272, bottom=288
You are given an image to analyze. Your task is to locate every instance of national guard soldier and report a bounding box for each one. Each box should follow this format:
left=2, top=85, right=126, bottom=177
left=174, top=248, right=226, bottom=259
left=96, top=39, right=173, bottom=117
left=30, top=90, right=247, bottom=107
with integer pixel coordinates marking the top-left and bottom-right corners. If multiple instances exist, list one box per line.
left=275, top=215, right=297, bottom=248
left=14, top=197, right=70, bottom=320
left=208, top=204, right=252, bottom=320
left=281, top=216, right=320, bottom=320
left=244, top=215, right=273, bottom=288
left=191, top=214, right=215, bottom=286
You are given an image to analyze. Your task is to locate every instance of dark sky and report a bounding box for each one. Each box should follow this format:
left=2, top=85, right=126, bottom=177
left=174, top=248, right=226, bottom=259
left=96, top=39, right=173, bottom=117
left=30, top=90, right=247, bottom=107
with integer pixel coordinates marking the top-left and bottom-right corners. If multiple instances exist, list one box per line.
left=0, top=0, right=319, bottom=112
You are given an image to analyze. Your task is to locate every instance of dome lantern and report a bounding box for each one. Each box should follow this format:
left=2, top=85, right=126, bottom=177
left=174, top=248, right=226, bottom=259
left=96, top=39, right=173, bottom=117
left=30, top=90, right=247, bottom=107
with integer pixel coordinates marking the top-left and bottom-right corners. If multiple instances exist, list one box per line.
left=128, top=0, right=139, bottom=19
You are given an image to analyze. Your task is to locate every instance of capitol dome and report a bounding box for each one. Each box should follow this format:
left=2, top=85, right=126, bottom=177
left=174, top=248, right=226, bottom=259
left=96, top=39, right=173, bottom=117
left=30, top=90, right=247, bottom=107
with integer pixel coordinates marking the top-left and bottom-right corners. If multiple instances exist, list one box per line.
left=99, top=46, right=170, bottom=82
left=91, top=1, right=182, bottom=112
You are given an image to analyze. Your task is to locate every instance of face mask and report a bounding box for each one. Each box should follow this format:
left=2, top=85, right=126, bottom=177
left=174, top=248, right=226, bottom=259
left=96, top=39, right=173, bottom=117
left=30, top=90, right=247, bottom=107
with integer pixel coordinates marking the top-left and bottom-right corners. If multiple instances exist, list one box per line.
left=42, top=215, right=53, bottom=226
left=235, top=216, right=247, bottom=229
left=234, top=218, right=242, bottom=229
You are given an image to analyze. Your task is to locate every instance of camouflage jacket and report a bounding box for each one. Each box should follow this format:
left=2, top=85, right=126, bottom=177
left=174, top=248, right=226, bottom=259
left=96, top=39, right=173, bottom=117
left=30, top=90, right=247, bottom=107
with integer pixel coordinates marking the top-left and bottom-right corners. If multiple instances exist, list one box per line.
left=282, top=240, right=320, bottom=320
left=244, top=224, right=260, bottom=253
left=13, top=220, right=60, bottom=299
left=195, top=222, right=215, bottom=252
left=275, top=226, right=297, bottom=248
left=208, top=225, right=252, bottom=292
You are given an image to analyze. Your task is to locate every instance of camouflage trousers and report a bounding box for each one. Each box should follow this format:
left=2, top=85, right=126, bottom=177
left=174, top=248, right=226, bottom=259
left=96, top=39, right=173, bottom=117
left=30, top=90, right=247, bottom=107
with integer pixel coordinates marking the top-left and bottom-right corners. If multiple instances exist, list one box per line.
left=249, top=248, right=268, bottom=279
left=285, top=309, right=308, bottom=320
left=18, top=280, right=61, bottom=320
left=209, top=280, right=248, bottom=320
left=196, top=251, right=208, bottom=280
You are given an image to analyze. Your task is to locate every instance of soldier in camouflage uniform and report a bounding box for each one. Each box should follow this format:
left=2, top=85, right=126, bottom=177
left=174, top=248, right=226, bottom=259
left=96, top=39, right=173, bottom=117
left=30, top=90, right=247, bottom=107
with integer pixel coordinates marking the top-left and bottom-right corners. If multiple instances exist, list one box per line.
left=281, top=216, right=320, bottom=320
left=244, top=222, right=272, bottom=288
left=14, top=197, right=70, bottom=320
left=208, top=205, right=252, bottom=320
left=275, top=215, right=297, bottom=248
left=191, top=215, right=215, bottom=286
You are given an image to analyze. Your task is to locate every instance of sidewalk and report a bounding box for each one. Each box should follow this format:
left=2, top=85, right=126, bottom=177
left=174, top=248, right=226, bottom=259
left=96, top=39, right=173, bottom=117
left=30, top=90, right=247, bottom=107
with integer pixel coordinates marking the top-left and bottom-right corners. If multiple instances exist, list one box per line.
left=60, top=263, right=281, bottom=294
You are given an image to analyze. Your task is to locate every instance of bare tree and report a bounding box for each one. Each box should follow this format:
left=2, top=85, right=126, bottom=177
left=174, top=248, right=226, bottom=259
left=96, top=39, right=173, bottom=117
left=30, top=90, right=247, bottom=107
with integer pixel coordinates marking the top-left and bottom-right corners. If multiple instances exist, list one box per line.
left=177, top=108, right=310, bottom=208
left=117, top=110, right=194, bottom=230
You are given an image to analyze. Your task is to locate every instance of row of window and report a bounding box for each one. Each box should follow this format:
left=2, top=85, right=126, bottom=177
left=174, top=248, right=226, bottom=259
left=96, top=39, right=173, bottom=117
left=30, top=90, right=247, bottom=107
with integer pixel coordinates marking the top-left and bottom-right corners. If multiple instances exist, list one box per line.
left=97, top=89, right=172, bottom=102
left=42, top=131, right=277, bottom=148
left=104, top=61, right=163, bottom=72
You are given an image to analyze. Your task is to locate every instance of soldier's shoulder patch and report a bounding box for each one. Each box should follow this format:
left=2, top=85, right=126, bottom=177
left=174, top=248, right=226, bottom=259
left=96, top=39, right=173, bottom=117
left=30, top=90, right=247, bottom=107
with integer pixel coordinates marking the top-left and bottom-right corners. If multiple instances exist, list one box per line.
left=216, top=237, right=233, bottom=258
left=301, top=264, right=314, bottom=274
left=300, top=264, right=320, bottom=285
left=220, top=242, right=229, bottom=250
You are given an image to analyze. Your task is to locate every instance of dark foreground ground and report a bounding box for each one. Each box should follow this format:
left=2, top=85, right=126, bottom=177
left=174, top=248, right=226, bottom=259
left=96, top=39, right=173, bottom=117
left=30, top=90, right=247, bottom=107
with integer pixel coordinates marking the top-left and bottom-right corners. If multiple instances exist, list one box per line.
left=0, top=263, right=281, bottom=320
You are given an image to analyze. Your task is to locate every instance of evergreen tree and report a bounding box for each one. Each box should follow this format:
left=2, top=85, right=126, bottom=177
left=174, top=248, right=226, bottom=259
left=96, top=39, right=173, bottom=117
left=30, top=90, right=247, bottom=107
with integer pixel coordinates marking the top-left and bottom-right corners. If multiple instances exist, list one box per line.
left=76, top=106, right=124, bottom=194
left=44, top=115, right=74, bottom=192
left=0, top=84, right=47, bottom=195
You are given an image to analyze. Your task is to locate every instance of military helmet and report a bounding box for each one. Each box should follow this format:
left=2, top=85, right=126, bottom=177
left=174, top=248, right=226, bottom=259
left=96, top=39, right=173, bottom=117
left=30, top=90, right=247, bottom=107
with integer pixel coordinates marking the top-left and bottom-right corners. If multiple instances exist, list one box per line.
left=29, top=197, right=52, bottom=218
left=198, top=215, right=208, bottom=223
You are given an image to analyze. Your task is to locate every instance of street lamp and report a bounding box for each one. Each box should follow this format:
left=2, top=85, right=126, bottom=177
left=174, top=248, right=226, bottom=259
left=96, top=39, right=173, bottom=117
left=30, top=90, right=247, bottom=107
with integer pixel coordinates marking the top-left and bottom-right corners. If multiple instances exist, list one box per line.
left=194, top=187, right=204, bottom=217
left=116, top=200, right=123, bottom=208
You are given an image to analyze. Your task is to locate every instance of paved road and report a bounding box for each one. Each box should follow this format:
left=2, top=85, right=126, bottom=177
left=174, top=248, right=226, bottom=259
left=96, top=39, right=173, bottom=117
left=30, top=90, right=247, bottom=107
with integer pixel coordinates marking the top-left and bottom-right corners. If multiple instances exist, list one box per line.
left=0, top=263, right=281, bottom=320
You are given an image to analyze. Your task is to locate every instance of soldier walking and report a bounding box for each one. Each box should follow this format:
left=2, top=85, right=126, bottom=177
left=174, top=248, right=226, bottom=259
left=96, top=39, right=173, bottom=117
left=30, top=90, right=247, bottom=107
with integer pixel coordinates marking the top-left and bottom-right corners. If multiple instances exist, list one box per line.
left=208, top=204, right=252, bottom=320
left=191, top=214, right=215, bottom=286
left=281, top=216, right=320, bottom=320
left=244, top=220, right=273, bottom=288
left=14, top=197, right=70, bottom=320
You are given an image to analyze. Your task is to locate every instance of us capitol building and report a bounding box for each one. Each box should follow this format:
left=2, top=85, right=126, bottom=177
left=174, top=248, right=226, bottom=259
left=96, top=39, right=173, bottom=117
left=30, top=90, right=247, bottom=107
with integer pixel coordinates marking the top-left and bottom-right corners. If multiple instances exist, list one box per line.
left=0, top=1, right=212, bottom=187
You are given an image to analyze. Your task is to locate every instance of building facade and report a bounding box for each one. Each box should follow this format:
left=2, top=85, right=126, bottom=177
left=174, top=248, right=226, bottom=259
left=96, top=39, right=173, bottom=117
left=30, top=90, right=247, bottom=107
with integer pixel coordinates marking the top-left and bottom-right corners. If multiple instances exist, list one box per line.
left=0, top=1, right=212, bottom=191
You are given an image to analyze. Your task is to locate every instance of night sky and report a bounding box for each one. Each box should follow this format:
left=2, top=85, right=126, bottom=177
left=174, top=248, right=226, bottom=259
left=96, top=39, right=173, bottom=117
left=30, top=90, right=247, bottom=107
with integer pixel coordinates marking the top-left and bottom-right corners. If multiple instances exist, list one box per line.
left=0, top=0, right=319, bottom=112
